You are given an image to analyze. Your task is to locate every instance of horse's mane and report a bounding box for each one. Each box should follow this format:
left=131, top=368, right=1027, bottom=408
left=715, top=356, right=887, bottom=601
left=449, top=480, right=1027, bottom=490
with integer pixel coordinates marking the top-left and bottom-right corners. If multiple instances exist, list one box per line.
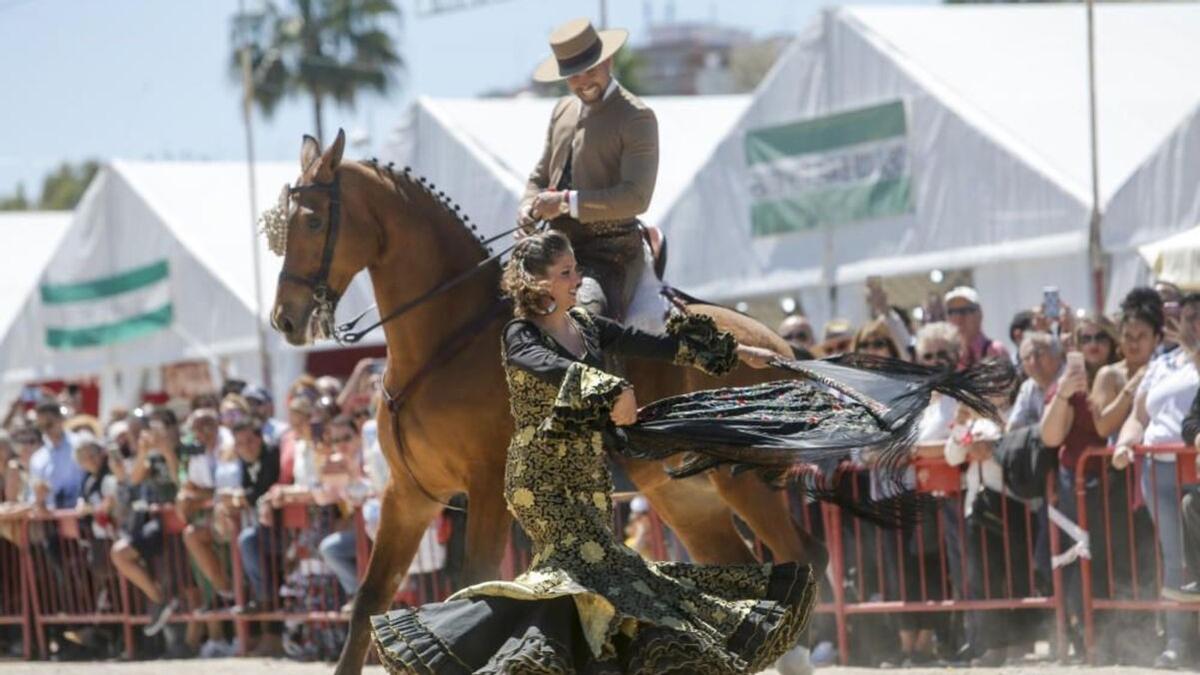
left=350, top=158, right=497, bottom=262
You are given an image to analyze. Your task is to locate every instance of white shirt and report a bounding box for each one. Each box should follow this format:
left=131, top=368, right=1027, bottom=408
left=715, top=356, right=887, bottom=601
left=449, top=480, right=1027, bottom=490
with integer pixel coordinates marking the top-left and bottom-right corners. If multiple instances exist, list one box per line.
left=944, top=417, right=1008, bottom=514
left=1138, top=348, right=1199, bottom=462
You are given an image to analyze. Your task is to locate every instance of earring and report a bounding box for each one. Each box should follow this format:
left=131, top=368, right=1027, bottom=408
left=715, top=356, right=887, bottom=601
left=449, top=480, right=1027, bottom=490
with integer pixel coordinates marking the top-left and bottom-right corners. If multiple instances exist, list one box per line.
left=535, top=298, right=557, bottom=316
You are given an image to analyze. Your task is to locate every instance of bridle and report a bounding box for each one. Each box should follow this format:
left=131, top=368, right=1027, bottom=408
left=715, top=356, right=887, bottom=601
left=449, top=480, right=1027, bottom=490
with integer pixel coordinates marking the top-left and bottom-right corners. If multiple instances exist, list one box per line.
left=276, top=175, right=344, bottom=337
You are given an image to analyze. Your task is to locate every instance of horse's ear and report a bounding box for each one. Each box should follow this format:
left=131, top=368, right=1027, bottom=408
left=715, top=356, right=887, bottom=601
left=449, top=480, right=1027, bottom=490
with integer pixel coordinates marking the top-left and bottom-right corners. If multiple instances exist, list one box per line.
left=301, top=134, right=321, bottom=170
left=322, top=129, right=346, bottom=170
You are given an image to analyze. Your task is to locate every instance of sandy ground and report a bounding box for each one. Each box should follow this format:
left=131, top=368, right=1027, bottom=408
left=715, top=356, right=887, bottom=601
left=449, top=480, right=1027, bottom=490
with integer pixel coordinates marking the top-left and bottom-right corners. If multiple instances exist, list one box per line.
left=0, top=660, right=1177, bottom=675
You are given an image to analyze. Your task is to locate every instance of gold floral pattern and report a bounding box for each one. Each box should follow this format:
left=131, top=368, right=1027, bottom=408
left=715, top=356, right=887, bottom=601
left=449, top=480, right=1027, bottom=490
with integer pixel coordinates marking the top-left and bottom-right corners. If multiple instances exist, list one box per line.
left=579, top=540, right=605, bottom=564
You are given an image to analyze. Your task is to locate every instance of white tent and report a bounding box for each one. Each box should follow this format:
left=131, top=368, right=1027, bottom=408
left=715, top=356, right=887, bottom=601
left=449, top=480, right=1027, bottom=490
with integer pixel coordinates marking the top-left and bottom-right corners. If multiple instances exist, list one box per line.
left=0, top=161, right=381, bottom=411
left=384, top=95, right=751, bottom=242
left=0, top=212, right=72, bottom=403
left=1136, top=224, right=1200, bottom=290
left=655, top=4, right=1200, bottom=340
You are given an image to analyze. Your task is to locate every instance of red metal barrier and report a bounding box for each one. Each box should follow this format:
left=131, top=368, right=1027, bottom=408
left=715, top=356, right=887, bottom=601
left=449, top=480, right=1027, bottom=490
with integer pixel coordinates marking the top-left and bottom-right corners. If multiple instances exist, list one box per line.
left=0, top=520, right=31, bottom=659
left=1074, top=443, right=1200, bottom=665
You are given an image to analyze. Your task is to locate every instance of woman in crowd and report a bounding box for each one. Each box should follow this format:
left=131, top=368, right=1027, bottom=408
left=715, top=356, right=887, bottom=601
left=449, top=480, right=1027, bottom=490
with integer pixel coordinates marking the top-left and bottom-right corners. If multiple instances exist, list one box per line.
left=1113, top=292, right=1200, bottom=668
left=851, top=316, right=907, bottom=361
left=1094, top=288, right=1162, bottom=438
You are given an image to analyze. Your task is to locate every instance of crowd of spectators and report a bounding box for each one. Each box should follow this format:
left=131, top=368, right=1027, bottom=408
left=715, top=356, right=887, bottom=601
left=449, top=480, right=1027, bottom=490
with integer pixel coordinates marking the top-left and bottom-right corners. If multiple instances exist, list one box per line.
left=780, top=279, right=1200, bottom=669
left=0, top=360, right=461, bottom=661
left=1, top=278, right=1199, bottom=669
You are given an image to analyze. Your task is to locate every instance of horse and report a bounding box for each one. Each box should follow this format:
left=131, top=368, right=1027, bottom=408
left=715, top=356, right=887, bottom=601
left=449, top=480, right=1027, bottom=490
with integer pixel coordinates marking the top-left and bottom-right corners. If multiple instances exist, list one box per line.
left=269, top=130, right=825, bottom=675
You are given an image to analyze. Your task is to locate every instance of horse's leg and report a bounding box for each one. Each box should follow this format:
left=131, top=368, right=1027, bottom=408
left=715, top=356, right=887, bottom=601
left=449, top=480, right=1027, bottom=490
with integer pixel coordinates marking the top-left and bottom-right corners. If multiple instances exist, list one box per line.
left=621, top=457, right=757, bottom=565
left=461, top=470, right=512, bottom=585
left=708, top=470, right=828, bottom=571
left=334, top=485, right=440, bottom=675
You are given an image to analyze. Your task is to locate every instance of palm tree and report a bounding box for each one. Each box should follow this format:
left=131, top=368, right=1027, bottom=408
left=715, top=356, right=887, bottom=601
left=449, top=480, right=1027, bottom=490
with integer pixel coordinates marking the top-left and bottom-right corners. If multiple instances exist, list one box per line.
left=230, top=0, right=403, bottom=144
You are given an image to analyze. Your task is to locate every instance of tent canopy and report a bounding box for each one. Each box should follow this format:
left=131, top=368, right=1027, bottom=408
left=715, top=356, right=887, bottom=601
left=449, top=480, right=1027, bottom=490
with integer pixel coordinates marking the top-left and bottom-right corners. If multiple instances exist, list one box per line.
left=653, top=3, right=1200, bottom=338
left=0, top=161, right=380, bottom=407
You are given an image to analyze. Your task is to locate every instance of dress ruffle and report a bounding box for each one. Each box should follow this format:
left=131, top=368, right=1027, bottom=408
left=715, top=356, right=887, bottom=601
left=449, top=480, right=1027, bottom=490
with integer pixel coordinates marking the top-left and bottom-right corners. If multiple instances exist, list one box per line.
left=548, top=363, right=628, bottom=430
left=666, top=312, right=738, bottom=377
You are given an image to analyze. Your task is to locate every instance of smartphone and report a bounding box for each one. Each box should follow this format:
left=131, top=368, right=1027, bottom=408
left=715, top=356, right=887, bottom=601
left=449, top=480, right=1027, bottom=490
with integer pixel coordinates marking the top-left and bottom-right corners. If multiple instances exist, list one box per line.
left=1066, top=351, right=1085, bottom=375
left=1043, top=286, right=1061, bottom=320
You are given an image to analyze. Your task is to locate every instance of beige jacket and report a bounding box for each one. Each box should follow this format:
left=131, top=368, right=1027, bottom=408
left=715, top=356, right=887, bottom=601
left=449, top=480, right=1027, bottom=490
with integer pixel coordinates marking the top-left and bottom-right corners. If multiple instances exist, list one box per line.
left=519, top=83, right=659, bottom=226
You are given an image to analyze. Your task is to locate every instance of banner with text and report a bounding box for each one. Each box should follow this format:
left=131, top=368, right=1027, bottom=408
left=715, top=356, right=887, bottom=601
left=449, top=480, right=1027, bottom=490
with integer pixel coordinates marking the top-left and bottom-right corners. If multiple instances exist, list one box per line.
left=745, top=100, right=912, bottom=237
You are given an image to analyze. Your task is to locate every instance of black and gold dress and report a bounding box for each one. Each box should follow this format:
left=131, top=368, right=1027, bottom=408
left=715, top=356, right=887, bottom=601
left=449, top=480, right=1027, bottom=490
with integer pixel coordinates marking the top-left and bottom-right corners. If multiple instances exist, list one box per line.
left=370, top=308, right=817, bottom=674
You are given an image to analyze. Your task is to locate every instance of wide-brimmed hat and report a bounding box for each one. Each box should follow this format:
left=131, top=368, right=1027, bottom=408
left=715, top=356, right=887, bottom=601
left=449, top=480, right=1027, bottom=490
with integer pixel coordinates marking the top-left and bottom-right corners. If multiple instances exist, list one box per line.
left=533, top=18, right=628, bottom=83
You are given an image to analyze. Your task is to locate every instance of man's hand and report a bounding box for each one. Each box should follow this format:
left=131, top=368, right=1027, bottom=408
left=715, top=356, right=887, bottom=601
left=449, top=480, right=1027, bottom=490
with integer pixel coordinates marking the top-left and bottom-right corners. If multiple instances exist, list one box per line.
left=1112, top=444, right=1135, bottom=470
left=610, top=387, right=638, bottom=426
left=531, top=190, right=566, bottom=220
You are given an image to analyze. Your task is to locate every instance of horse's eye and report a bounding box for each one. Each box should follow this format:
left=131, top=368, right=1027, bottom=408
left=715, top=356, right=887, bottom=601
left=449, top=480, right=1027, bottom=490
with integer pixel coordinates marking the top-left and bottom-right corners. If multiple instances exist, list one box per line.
left=308, top=217, right=323, bottom=231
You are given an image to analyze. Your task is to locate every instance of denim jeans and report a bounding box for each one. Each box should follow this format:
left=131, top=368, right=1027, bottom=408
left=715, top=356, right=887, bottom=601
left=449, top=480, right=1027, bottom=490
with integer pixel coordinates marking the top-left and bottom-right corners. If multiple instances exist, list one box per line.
left=238, top=524, right=283, bottom=603
left=1141, top=456, right=1192, bottom=646
left=319, top=528, right=359, bottom=595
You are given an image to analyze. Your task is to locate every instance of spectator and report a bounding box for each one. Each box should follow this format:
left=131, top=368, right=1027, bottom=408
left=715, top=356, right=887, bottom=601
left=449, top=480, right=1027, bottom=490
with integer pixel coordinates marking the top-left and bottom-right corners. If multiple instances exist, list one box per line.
left=777, top=315, right=815, bottom=360
left=944, top=286, right=1010, bottom=368
left=243, top=386, right=286, bottom=446
left=29, top=397, right=85, bottom=509
left=821, top=318, right=853, bottom=357
left=73, top=432, right=117, bottom=522
left=1094, top=288, right=1163, bottom=439
left=1113, top=291, right=1200, bottom=668
left=851, top=316, right=905, bottom=361
left=4, top=427, right=39, bottom=507
left=877, top=322, right=960, bottom=667
left=278, top=395, right=314, bottom=486
left=1174, top=386, right=1200, bottom=603
left=317, top=416, right=371, bottom=600
left=110, top=408, right=183, bottom=638
left=1009, top=310, right=1035, bottom=364
left=865, top=278, right=913, bottom=358
left=179, top=408, right=241, bottom=606
left=1009, top=332, right=1063, bottom=431
left=315, top=376, right=343, bottom=401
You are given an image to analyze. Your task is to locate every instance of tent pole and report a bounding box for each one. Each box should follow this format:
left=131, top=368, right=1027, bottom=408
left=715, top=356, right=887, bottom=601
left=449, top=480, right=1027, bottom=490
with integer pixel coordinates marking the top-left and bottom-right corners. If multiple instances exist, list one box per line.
left=240, top=0, right=274, bottom=393
left=1085, top=0, right=1104, bottom=313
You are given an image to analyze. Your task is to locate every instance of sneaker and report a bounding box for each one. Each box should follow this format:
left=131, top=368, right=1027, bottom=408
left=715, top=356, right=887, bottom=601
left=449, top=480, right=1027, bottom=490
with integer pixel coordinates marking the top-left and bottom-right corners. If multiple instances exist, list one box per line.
left=143, top=598, right=178, bottom=636
left=199, top=638, right=237, bottom=658
left=1162, top=581, right=1200, bottom=603
left=971, top=648, right=1007, bottom=667
left=1154, top=647, right=1182, bottom=669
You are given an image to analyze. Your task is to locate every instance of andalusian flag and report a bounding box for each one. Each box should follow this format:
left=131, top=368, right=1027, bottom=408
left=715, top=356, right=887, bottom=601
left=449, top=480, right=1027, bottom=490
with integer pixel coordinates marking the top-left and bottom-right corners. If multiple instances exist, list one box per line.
left=40, top=259, right=173, bottom=350
left=745, top=100, right=913, bottom=237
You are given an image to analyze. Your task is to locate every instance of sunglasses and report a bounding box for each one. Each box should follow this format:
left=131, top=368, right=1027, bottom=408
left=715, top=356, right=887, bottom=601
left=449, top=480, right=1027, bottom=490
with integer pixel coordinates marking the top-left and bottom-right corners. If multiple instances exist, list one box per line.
left=783, top=331, right=811, bottom=343
left=922, top=349, right=956, bottom=362
left=946, top=306, right=978, bottom=317
left=827, top=339, right=852, bottom=352
left=331, top=434, right=355, bottom=444
left=857, top=339, right=892, bottom=351
left=1077, top=332, right=1110, bottom=345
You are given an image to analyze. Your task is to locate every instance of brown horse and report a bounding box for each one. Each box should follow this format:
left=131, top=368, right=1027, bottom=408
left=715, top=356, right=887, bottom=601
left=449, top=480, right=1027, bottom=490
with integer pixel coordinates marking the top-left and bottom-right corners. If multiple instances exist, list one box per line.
left=270, top=130, right=823, bottom=675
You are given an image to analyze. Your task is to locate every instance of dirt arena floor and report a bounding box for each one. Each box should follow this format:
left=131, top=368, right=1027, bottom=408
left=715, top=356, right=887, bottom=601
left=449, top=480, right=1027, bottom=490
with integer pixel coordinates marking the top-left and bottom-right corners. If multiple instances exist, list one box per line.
left=0, top=660, right=1175, bottom=675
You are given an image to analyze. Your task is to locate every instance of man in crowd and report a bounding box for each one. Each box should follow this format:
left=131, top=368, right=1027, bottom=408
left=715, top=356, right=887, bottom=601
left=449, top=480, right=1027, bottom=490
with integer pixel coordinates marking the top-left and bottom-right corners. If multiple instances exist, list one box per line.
left=777, top=315, right=815, bottom=359
left=944, top=286, right=1010, bottom=369
left=234, top=417, right=286, bottom=656
left=29, top=397, right=85, bottom=509
left=1175, top=386, right=1200, bottom=603
left=1009, top=332, right=1064, bottom=431
left=244, top=386, right=286, bottom=446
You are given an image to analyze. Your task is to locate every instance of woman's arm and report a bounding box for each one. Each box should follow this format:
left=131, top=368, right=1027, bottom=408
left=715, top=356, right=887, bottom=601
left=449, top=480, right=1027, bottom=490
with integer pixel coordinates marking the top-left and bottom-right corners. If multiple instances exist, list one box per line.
left=1112, top=390, right=1150, bottom=469
left=504, top=321, right=581, bottom=384
left=1093, top=365, right=1140, bottom=438
left=1040, top=374, right=1082, bottom=448
left=591, top=312, right=743, bottom=375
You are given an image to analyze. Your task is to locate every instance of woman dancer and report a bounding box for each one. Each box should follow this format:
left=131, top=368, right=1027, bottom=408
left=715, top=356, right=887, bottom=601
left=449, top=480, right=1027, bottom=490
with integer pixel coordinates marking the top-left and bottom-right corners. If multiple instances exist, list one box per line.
left=371, top=231, right=1002, bottom=673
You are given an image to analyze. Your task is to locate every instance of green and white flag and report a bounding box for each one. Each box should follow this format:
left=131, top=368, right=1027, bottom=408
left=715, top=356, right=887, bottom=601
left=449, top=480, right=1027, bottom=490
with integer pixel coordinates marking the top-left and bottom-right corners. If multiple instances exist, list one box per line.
left=745, top=100, right=913, bottom=237
left=40, top=259, right=173, bottom=350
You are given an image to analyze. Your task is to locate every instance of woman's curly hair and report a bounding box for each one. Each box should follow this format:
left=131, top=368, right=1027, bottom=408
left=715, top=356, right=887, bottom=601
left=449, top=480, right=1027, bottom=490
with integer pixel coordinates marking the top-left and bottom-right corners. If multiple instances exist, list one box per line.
left=1119, top=286, right=1165, bottom=336
left=501, top=230, right=574, bottom=319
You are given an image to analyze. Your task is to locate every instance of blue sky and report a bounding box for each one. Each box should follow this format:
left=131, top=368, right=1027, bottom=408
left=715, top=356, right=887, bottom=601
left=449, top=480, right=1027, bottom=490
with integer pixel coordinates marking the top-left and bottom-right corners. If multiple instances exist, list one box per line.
left=0, top=0, right=927, bottom=200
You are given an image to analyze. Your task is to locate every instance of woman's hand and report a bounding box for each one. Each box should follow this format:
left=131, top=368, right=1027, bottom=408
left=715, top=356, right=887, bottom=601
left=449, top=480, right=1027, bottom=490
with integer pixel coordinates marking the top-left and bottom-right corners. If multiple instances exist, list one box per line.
left=1112, top=443, right=1135, bottom=470
left=610, top=387, right=638, bottom=426
left=1057, top=364, right=1088, bottom=400
left=736, top=345, right=778, bottom=369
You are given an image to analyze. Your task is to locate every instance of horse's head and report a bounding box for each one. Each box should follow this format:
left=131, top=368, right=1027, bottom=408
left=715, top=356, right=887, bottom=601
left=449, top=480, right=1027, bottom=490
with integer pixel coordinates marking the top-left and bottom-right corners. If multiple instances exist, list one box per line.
left=268, top=129, right=378, bottom=345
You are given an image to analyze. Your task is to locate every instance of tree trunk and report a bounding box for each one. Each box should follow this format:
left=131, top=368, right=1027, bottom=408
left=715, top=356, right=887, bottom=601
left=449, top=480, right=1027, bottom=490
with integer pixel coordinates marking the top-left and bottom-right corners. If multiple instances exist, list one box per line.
left=312, top=92, right=325, bottom=146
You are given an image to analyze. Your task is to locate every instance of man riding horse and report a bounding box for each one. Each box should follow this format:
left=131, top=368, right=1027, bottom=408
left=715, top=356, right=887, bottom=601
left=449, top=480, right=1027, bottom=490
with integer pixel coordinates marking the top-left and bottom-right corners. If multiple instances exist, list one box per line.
left=518, top=18, right=660, bottom=324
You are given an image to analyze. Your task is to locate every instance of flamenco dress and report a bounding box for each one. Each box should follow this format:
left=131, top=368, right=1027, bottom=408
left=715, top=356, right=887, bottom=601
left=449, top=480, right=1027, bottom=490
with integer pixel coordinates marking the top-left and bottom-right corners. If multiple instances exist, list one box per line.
left=370, top=308, right=1005, bottom=673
